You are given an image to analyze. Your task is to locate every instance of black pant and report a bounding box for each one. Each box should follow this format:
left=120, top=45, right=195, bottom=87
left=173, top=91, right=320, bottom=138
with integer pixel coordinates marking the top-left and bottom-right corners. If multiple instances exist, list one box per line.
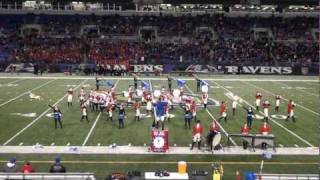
left=54, top=118, right=62, bottom=129
left=119, top=119, right=124, bottom=128
left=81, top=115, right=89, bottom=122
left=247, top=117, right=253, bottom=128
left=185, top=118, right=191, bottom=129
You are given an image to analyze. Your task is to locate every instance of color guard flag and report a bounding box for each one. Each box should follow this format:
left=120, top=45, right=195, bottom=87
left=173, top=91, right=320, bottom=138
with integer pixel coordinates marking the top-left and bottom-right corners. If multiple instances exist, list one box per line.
left=107, top=80, right=114, bottom=87
left=201, top=80, right=209, bottom=86
left=177, top=79, right=186, bottom=87
left=141, top=81, right=149, bottom=89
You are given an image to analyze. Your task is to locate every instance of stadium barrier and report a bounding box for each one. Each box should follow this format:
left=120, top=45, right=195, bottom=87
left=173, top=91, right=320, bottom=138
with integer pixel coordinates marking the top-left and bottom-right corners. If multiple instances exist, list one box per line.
left=0, top=172, right=95, bottom=180
left=256, top=173, right=319, bottom=180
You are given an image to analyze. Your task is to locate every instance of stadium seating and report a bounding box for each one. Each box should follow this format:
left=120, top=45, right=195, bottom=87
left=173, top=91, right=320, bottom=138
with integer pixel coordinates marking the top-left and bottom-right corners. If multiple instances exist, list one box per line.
left=0, top=14, right=318, bottom=68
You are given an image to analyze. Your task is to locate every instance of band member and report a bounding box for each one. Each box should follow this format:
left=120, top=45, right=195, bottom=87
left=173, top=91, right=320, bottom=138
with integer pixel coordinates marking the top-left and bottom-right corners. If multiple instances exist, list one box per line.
left=260, top=122, right=271, bottom=135
left=275, top=95, right=281, bottom=112
left=255, top=92, right=262, bottom=111
left=128, top=86, right=134, bottom=105
left=218, top=101, right=227, bottom=122
left=241, top=123, right=250, bottom=149
left=98, top=96, right=105, bottom=112
left=259, top=122, right=271, bottom=149
left=141, top=87, right=148, bottom=104
left=262, top=100, right=270, bottom=123
left=241, top=123, right=250, bottom=135
left=286, top=99, right=296, bottom=122
left=163, top=103, right=170, bottom=122
left=190, top=120, right=203, bottom=150
left=93, top=95, right=99, bottom=112
left=146, top=95, right=153, bottom=116
left=208, top=121, right=220, bottom=150
left=80, top=105, right=89, bottom=123
left=180, top=86, right=184, bottom=97
left=154, top=97, right=168, bottom=130
left=117, top=103, right=126, bottom=129
left=133, top=74, right=138, bottom=90
left=232, top=97, right=237, bottom=116
left=202, top=92, right=208, bottom=109
left=184, top=108, right=192, bottom=129
left=49, top=105, right=62, bottom=129
left=95, top=76, right=100, bottom=90
left=111, top=85, right=117, bottom=102
left=67, top=88, right=73, bottom=107
left=133, top=100, right=141, bottom=121
left=167, top=75, right=172, bottom=92
left=89, top=88, right=94, bottom=109
left=107, top=104, right=114, bottom=121
left=79, top=87, right=86, bottom=105
left=184, top=101, right=192, bottom=129
left=196, top=78, right=201, bottom=92
left=246, top=107, right=254, bottom=129
left=191, top=100, right=197, bottom=122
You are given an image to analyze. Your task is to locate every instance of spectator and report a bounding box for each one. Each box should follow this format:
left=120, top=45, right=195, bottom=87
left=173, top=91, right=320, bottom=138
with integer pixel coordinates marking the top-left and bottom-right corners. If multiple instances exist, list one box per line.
left=49, top=157, right=66, bottom=173
left=20, top=161, right=35, bottom=173
left=1, top=158, right=18, bottom=173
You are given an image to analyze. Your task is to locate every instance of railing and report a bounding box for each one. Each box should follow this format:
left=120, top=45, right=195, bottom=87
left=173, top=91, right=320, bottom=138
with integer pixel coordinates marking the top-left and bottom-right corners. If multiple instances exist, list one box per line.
left=0, top=172, right=95, bottom=180
left=0, top=2, right=317, bottom=17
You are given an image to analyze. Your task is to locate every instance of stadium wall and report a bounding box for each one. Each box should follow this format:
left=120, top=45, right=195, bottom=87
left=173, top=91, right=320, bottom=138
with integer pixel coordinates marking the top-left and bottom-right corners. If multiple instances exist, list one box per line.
left=3, top=63, right=319, bottom=75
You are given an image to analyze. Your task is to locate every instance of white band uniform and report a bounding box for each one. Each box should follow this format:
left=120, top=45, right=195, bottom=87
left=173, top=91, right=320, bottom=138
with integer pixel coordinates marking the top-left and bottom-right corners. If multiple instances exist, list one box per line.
left=264, top=108, right=269, bottom=117
left=256, top=99, right=261, bottom=106
left=67, top=94, right=73, bottom=102
left=193, top=133, right=201, bottom=142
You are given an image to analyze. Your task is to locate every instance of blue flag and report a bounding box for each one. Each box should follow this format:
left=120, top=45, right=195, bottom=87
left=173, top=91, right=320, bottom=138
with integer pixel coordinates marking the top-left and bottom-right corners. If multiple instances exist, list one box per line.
left=201, top=80, right=208, bottom=86
left=107, top=80, right=113, bottom=87
left=98, top=80, right=113, bottom=87
left=141, top=81, right=149, bottom=89
left=177, top=79, right=186, bottom=87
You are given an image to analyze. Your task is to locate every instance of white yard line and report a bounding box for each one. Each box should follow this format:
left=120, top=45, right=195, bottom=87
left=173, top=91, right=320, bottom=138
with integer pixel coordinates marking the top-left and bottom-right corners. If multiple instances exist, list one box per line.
left=210, top=80, right=314, bottom=147
left=82, top=79, right=120, bottom=146
left=0, top=79, right=55, bottom=107
left=275, top=81, right=319, bottom=97
left=0, top=76, right=318, bottom=82
left=82, top=112, right=101, bottom=146
left=3, top=79, right=88, bottom=146
left=4, top=79, right=24, bottom=84
left=244, top=81, right=319, bottom=116
left=184, top=83, right=237, bottom=146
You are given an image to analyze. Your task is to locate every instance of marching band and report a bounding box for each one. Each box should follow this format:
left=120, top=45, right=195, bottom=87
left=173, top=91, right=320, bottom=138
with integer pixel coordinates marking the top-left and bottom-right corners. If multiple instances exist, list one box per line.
left=50, top=75, right=297, bottom=151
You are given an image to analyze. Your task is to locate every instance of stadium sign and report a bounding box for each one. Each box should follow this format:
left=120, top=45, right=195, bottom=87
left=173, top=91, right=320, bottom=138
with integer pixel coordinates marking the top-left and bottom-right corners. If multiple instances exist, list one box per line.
left=225, top=66, right=292, bottom=74
left=185, top=65, right=292, bottom=74
left=133, top=65, right=163, bottom=72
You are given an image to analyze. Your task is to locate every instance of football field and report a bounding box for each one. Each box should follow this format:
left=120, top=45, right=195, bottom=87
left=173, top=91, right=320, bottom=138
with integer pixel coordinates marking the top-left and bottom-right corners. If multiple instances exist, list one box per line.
left=0, top=74, right=318, bottom=148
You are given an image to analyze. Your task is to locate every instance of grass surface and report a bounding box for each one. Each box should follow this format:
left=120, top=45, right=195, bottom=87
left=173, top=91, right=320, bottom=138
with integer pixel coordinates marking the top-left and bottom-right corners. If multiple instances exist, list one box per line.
left=0, top=74, right=318, bottom=178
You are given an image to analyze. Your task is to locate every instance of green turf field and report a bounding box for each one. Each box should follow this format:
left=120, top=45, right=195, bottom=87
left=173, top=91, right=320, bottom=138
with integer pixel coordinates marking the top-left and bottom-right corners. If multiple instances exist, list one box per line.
left=0, top=75, right=318, bottom=147
left=0, top=74, right=318, bottom=178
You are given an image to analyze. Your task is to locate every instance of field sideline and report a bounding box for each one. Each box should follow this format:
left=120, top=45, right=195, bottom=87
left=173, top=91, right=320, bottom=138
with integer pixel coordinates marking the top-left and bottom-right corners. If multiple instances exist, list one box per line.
left=0, top=74, right=318, bottom=150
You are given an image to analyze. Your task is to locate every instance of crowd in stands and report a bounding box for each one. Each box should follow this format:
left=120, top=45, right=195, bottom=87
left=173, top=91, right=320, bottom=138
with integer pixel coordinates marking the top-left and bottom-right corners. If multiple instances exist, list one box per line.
left=1, top=157, right=66, bottom=173
left=0, top=14, right=318, bottom=69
